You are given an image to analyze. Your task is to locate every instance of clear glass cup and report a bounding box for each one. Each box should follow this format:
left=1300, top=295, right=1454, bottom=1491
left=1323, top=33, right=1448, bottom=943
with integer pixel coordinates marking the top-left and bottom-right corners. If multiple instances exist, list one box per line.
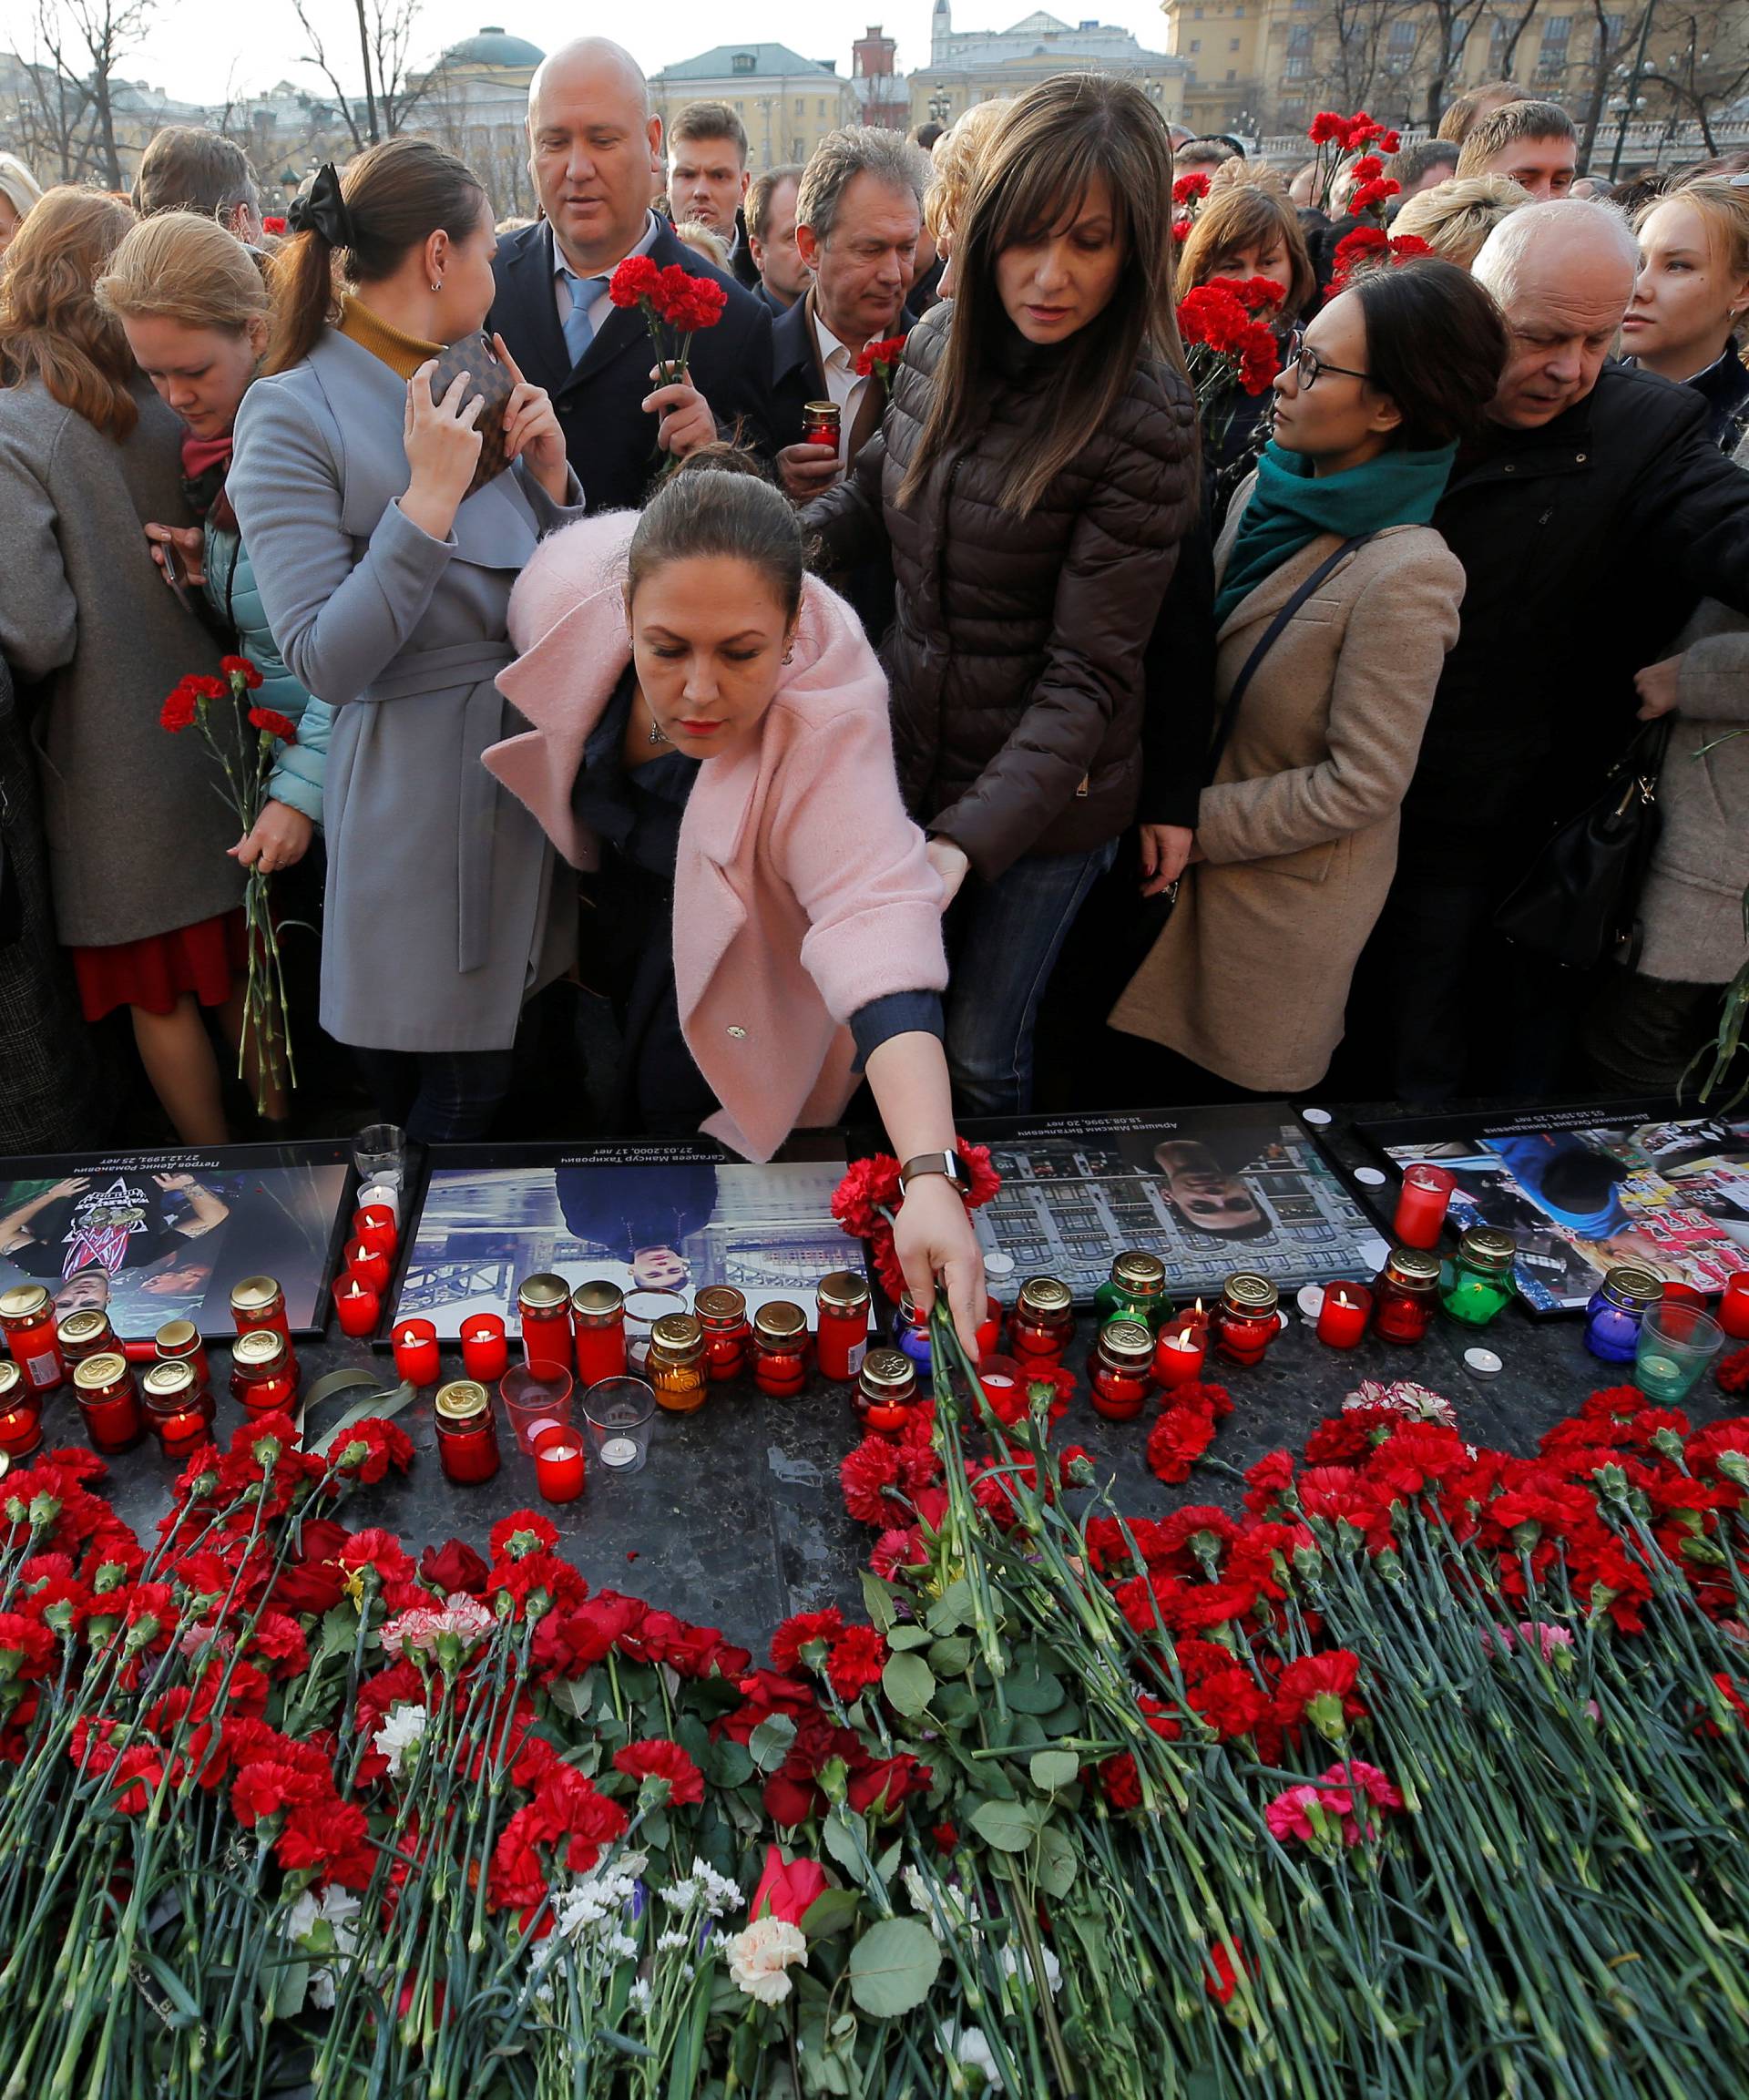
left=623, top=1289, right=687, bottom=1372
left=353, top=1122, right=408, bottom=1192
left=581, top=1376, right=657, bottom=1474
left=1633, top=1302, right=1725, bottom=1405
left=498, top=1364, right=574, bottom=1455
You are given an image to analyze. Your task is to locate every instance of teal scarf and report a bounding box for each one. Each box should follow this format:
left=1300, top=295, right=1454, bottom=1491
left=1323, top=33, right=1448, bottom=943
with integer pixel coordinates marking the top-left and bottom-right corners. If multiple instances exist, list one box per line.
left=1213, top=440, right=1458, bottom=626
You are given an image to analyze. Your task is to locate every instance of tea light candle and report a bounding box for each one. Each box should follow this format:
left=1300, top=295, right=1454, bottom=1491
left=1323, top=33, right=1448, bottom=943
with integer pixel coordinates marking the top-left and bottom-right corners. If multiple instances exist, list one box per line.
left=1723, top=1272, right=1749, bottom=1341
left=461, top=1315, right=509, bottom=1383
left=352, top=1204, right=398, bottom=1261
left=358, top=1180, right=401, bottom=1224
left=533, top=1423, right=586, bottom=1503
left=1152, top=1321, right=1207, bottom=1389
left=332, top=1275, right=380, bottom=1339
left=343, top=1239, right=392, bottom=1296
left=598, top=1435, right=639, bottom=1469
left=1393, top=1164, right=1455, bottom=1251
left=1316, top=1284, right=1370, bottom=1350
left=392, top=1318, right=440, bottom=1388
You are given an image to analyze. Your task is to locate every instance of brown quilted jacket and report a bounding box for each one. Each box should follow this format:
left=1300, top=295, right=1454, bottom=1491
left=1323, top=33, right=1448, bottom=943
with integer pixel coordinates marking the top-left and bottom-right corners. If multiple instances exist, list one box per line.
left=805, top=301, right=1198, bottom=879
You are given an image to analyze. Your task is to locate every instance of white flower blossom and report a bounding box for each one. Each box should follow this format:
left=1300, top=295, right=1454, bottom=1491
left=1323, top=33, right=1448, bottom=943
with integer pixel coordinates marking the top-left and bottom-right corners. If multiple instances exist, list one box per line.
left=725, top=1916, right=808, bottom=2004
left=657, top=1929, right=692, bottom=1953
left=905, top=1866, right=981, bottom=1943
left=943, top=2023, right=1005, bottom=2093
left=998, top=1941, right=1061, bottom=1995
left=372, top=1701, right=429, bottom=1778
left=629, top=1977, right=652, bottom=2013
left=661, top=1857, right=738, bottom=1918
left=281, top=1885, right=361, bottom=2011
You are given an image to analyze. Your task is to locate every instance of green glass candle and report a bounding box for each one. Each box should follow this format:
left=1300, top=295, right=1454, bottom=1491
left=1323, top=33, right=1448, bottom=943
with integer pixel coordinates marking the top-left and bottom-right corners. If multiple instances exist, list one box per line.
left=1440, top=1225, right=1517, bottom=1329
left=1093, top=1251, right=1168, bottom=1332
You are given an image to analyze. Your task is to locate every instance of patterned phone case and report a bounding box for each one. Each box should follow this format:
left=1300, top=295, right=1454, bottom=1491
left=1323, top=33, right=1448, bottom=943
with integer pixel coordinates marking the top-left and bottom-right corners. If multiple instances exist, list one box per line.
left=427, top=331, right=515, bottom=499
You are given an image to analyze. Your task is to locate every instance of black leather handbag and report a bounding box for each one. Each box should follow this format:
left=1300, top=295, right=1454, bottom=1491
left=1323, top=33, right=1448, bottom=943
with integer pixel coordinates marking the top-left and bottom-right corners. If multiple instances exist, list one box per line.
left=1492, top=716, right=1672, bottom=970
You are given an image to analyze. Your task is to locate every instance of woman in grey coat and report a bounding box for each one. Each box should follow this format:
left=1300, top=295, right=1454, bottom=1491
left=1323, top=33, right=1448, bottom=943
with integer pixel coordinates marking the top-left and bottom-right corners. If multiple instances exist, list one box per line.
left=230, top=140, right=581, bottom=1142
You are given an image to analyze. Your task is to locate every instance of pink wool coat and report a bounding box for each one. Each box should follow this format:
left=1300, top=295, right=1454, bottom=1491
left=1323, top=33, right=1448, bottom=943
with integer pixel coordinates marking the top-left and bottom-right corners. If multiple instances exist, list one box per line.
left=484, top=509, right=947, bottom=1162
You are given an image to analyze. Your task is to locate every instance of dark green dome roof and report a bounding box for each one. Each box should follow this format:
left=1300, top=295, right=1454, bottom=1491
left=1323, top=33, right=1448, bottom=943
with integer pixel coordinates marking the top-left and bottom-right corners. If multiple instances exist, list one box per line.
left=445, top=26, right=544, bottom=67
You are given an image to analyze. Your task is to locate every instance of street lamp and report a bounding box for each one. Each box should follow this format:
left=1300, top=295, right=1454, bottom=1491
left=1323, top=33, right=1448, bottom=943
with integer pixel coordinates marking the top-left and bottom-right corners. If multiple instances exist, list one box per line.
left=928, top=83, right=951, bottom=125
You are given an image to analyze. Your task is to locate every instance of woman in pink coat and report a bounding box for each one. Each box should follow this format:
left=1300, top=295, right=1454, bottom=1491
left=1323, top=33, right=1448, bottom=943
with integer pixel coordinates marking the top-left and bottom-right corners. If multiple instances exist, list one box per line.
left=486, top=453, right=986, bottom=1345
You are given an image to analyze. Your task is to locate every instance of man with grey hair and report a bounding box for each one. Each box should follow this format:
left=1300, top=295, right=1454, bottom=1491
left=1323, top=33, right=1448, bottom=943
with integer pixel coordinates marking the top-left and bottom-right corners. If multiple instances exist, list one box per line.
left=488, top=36, right=772, bottom=511
left=771, top=126, right=932, bottom=504
left=1356, top=199, right=1749, bottom=1103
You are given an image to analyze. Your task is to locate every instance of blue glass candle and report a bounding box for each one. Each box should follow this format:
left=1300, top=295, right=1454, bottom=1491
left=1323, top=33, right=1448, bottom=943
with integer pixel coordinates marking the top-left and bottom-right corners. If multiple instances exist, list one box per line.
left=1583, top=1265, right=1662, bottom=1363
left=895, top=1293, right=933, bottom=1376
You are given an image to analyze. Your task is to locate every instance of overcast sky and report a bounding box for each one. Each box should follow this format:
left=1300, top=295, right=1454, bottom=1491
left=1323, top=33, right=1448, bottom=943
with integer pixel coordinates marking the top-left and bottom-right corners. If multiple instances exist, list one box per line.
left=94, top=0, right=1174, bottom=108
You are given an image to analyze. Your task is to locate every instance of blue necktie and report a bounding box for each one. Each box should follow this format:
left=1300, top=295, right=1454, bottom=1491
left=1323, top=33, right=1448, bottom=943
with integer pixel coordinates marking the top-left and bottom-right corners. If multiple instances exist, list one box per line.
left=560, top=271, right=609, bottom=365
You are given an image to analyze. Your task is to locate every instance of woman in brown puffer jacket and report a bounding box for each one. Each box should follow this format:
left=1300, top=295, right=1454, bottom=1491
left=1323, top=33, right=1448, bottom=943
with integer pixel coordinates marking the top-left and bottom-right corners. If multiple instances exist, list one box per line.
left=806, top=73, right=1198, bottom=1116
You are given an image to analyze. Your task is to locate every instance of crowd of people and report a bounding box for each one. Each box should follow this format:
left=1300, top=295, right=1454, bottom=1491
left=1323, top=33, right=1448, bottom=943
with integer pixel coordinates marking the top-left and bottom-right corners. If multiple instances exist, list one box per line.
left=1, top=46, right=1746, bottom=1245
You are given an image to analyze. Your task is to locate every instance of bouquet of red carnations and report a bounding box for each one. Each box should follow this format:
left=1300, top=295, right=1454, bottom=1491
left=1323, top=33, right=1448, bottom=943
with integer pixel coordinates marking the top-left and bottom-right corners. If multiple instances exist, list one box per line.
left=1177, top=274, right=1284, bottom=412
left=1306, top=108, right=1403, bottom=220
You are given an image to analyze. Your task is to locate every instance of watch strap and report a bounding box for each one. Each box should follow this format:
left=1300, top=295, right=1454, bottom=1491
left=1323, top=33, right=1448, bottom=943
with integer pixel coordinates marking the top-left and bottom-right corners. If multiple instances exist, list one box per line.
left=899, top=1150, right=972, bottom=1196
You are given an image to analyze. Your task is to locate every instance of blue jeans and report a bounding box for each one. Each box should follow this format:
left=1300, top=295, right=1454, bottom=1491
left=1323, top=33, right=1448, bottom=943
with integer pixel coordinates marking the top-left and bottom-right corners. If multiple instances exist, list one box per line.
left=353, top=1047, right=517, bottom=1144
left=945, top=838, right=1119, bottom=1118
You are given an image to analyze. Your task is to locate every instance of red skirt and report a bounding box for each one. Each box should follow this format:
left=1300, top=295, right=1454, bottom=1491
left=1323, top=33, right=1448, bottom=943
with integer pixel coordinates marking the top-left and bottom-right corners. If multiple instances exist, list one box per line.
left=72, top=908, right=248, bottom=1023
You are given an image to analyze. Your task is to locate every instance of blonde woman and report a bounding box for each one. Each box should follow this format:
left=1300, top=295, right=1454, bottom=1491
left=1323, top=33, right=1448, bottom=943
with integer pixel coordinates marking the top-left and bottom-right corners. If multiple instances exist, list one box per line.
left=1624, top=178, right=1749, bottom=446
left=0, top=151, right=42, bottom=259
left=924, top=97, right=1013, bottom=299
left=1391, top=175, right=1529, bottom=267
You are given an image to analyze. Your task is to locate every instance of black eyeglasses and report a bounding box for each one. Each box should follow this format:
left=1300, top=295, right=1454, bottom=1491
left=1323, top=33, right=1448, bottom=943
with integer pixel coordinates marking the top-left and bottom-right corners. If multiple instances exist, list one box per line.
left=1284, top=326, right=1372, bottom=388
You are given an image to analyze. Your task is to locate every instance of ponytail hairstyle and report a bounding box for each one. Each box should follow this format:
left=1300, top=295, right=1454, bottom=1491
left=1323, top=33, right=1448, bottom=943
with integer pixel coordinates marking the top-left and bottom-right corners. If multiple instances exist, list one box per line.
left=898, top=72, right=1187, bottom=517
left=0, top=186, right=138, bottom=436
left=266, top=137, right=487, bottom=374
left=97, top=209, right=271, bottom=337
left=626, top=445, right=807, bottom=626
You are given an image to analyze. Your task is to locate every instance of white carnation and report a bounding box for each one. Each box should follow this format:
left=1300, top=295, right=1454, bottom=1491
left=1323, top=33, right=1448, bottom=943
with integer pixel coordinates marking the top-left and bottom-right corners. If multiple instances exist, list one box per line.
left=943, top=2023, right=1006, bottom=2093
left=725, top=1916, right=809, bottom=2005
left=372, top=1701, right=430, bottom=1778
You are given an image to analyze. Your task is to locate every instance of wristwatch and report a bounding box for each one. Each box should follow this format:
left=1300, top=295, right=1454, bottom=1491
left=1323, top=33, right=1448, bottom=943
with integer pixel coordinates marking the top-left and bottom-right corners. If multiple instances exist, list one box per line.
left=898, top=1150, right=973, bottom=1198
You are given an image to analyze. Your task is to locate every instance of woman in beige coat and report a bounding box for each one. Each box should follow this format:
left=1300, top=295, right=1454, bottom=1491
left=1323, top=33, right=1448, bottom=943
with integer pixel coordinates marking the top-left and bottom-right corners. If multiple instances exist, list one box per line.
left=1112, top=261, right=1508, bottom=1093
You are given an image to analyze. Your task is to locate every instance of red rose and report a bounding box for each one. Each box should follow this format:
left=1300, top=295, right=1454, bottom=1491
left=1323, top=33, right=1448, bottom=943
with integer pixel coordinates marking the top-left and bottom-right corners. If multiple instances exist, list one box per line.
left=421, top=1538, right=489, bottom=1594
left=613, top=1736, right=705, bottom=1807
left=826, top=1624, right=887, bottom=1702
left=750, top=1843, right=830, bottom=1924
left=222, top=654, right=264, bottom=690
left=247, top=706, right=298, bottom=743
left=845, top=1750, right=931, bottom=1817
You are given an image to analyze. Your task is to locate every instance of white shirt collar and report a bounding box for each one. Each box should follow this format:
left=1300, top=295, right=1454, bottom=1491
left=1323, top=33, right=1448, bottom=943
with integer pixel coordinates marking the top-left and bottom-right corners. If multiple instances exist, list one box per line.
left=548, top=210, right=660, bottom=284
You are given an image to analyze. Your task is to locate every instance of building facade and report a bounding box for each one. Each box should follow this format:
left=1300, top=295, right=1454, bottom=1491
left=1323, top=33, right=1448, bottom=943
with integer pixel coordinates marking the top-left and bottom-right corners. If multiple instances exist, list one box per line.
left=410, top=26, right=545, bottom=220
left=648, top=44, right=859, bottom=172
left=913, top=5, right=1188, bottom=129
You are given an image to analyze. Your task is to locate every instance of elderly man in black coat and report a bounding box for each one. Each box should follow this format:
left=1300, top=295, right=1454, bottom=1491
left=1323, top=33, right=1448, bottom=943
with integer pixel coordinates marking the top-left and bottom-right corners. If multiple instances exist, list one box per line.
left=488, top=37, right=772, bottom=513
left=1358, top=200, right=1749, bottom=1104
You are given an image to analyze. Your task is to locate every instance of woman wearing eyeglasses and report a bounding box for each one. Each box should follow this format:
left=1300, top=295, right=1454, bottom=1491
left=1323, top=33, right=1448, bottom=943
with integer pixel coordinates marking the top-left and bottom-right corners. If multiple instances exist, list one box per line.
left=1110, top=258, right=1508, bottom=1095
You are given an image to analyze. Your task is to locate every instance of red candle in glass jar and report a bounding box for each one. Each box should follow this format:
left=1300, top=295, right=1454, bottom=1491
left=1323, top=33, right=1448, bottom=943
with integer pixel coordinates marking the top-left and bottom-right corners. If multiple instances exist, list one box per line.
left=1152, top=1319, right=1208, bottom=1389
left=0, top=1362, right=43, bottom=1459
left=0, top=1285, right=66, bottom=1397
left=533, top=1422, right=587, bottom=1503
left=752, top=1301, right=810, bottom=1397
left=142, top=1361, right=215, bottom=1459
left=1315, top=1284, right=1371, bottom=1350
left=461, top=1314, right=510, bottom=1383
left=1722, top=1272, right=1749, bottom=1341
left=230, top=1275, right=292, bottom=1345
left=230, top=1329, right=299, bottom=1415
left=1089, top=1320, right=1154, bottom=1420
left=1213, top=1275, right=1281, bottom=1368
left=814, top=1271, right=871, bottom=1382
left=155, top=1319, right=210, bottom=1391
left=392, top=1318, right=440, bottom=1388
left=73, top=1352, right=143, bottom=1453
left=975, top=1296, right=1002, bottom=1363
left=1392, top=1164, right=1455, bottom=1251
left=435, top=1379, right=500, bottom=1483
left=518, top=1275, right=573, bottom=1376
left=855, top=1347, right=918, bottom=1433
left=351, top=1204, right=398, bottom=1261
left=570, top=1283, right=628, bottom=1387
left=1010, top=1275, right=1074, bottom=1368
left=1372, top=1248, right=1441, bottom=1345
left=332, top=1275, right=380, bottom=1338
left=343, top=1240, right=392, bottom=1296
left=694, top=1286, right=751, bottom=1382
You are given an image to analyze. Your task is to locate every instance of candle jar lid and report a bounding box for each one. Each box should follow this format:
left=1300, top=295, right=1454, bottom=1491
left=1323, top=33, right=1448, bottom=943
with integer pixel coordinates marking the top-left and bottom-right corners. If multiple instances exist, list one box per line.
left=1382, top=1246, right=1442, bottom=1290
left=817, top=1269, right=872, bottom=1312
left=73, top=1350, right=130, bottom=1394
left=155, top=1318, right=200, bottom=1356
left=518, top=1273, right=570, bottom=1312
left=435, top=1378, right=490, bottom=1424
left=569, top=1279, right=625, bottom=1324
left=1599, top=1265, right=1662, bottom=1311
left=143, top=1360, right=198, bottom=1406
left=230, top=1275, right=283, bottom=1315
left=1018, top=1275, right=1073, bottom=1316
left=0, top=1284, right=51, bottom=1322
left=649, top=1312, right=705, bottom=1356
left=1097, top=1318, right=1155, bottom=1367
left=1221, top=1272, right=1279, bottom=1316
left=233, top=1327, right=289, bottom=1373
left=1110, top=1251, right=1165, bottom=1295
left=694, top=1286, right=748, bottom=1326
left=859, top=1347, right=916, bottom=1399
left=1458, top=1225, right=1516, bottom=1273
left=57, top=1310, right=111, bottom=1352
left=0, top=1362, right=19, bottom=1403
left=753, top=1300, right=808, bottom=1345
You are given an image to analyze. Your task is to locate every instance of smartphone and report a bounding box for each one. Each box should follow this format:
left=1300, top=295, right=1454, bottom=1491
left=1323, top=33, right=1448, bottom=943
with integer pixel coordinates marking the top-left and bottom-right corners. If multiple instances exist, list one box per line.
left=157, top=534, right=193, bottom=612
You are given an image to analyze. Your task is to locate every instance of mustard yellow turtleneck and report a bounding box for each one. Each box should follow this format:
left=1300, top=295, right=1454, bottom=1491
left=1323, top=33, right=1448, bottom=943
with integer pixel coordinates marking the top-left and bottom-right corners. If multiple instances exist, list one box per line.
left=337, top=295, right=444, bottom=380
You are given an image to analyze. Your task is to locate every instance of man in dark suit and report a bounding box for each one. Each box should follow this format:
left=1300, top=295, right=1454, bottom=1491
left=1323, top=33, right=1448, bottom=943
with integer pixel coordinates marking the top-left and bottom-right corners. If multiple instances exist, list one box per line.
left=489, top=40, right=773, bottom=514
left=666, top=100, right=760, bottom=289
left=746, top=163, right=807, bottom=313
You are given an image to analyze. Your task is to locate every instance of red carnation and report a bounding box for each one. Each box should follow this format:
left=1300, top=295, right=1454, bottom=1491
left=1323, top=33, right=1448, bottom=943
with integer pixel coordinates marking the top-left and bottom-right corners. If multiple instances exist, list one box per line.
left=160, top=680, right=200, bottom=732
left=1717, top=1348, right=1749, bottom=1397
left=613, top=1736, right=705, bottom=1807
left=841, top=1437, right=903, bottom=1525
left=262, top=215, right=287, bottom=235
left=609, top=254, right=662, bottom=307
left=1148, top=1404, right=1217, bottom=1485
left=1098, top=1751, right=1142, bottom=1809
left=490, top=1511, right=559, bottom=1562
left=826, top=1624, right=887, bottom=1702
left=854, top=333, right=907, bottom=379
left=1172, top=169, right=1212, bottom=204
left=771, top=1605, right=843, bottom=1675
left=221, top=654, right=264, bottom=690
left=1205, top=1934, right=1253, bottom=2003
left=247, top=706, right=298, bottom=743
left=1308, top=112, right=1350, bottom=145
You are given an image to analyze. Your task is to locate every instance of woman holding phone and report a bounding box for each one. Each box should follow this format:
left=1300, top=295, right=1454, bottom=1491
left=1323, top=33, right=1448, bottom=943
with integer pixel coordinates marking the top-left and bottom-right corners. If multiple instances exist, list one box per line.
left=229, top=138, right=583, bottom=1142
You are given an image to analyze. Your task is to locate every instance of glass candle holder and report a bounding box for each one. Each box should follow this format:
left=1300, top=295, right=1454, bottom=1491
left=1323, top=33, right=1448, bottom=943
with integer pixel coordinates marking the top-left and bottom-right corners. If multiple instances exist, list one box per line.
left=1095, top=1252, right=1168, bottom=1331
left=500, top=1364, right=573, bottom=1455
left=0, top=1362, right=43, bottom=1460
left=582, top=1377, right=656, bottom=1473
left=895, top=1293, right=933, bottom=1377
left=342, top=1240, right=392, bottom=1296
left=73, top=1352, right=143, bottom=1454
left=230, top=1275, right=291, bottom=1345
left=1010, top=1275, right=1074, bottom=1367
left=624, top=1290, right=686, bottom=1373
left=647, top=1313, right=708, bottom=1414
left=1090, top=1319, right=1154, bottom=1419
left=1723, top=1273, right=1749, bottom=1342
left=1371, top=1247, right=1441, bottom=1346
left=1392, top=1163, right=1456, bottom=1251
left=855, top=1347, right=918, bottom=1433
left=694, top=1286, right=751, bottom=1382
left=351, top=1204, right=398, bottom=1261
left=230, top=1328, right=299, bottom=1416
left=518, top=1274, right=574, bottom=1376
left=391, top=1318, right=440, bottom=1388
left=974, top=1353, right=1027, bottom=1415
left=975, top=1296, right=1003, bottom=1363
left=1583, top=1265, right=1662, bottom=1363
left=435, top=1378, right=499, bottom=1483
left=814, top=1271, right=871, bottom=1383
left=1153, top=1316, right=1209, bottom=1388
left=460, top=1313, right=510, bottom=1384
left=1213, top=1274, right=1282, bottom=1367
left=352, top=1122, right=407, bottom=1192
left=753, top=1301, right=810, bottom=1397
left=532, top=1422, right=587, bottom=1503
left=56, top=1309, right=116, bottom=1368
left=142, top=1361, right=215, bottom=1460
left=570, top=1282, right=628, bottom=1387
left=154, top=1320, right=210, bottom=1392
left=332, top=1275, right=380, bottom=1338
left=1634, top=1303, right=1725, bottom=1405
left=1314, top=1284, right=1371, bottom=1350
left=0, top=1284, right=66, bottom=1396
left=1440, top=1226, right=1516, bottom=1329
